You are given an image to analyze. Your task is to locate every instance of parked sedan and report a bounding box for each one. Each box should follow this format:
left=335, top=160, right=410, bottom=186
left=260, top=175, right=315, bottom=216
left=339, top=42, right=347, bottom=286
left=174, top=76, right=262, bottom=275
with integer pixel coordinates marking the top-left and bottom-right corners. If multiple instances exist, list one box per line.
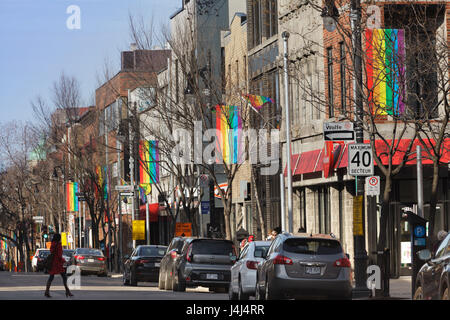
left=62, top=249, right=75, bottom=272
left=123, top=245, right=167, bottom=286
left=229, top=241, right=271, bottom=300
left=36, top=250, right=51, bottom=273
left=70, top=248, right=107, bottom=276
left=31, top=248, right=50, bottom=272
left=255, top=233, right=352, bottom=300
left=158, top=237, right=191, bottom=290
left=414, top=232, right=450, bottom=300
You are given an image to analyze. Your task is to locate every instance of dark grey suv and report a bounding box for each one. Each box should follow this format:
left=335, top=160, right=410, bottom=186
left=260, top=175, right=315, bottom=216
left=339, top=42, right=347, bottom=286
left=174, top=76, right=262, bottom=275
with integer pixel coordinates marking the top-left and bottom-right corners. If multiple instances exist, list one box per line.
left=255, top=233, right=352, bottom=300
left=170, top=238, right=237, bottom=292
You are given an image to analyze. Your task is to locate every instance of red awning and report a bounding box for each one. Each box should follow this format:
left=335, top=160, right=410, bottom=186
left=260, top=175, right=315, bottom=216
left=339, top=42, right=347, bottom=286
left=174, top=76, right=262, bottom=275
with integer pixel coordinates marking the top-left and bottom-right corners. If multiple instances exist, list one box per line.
left=283, top=154, right=300, bottom=177
left=286, top=138, right=450, bottom=177
left=139, top=203, right=160, bottom=222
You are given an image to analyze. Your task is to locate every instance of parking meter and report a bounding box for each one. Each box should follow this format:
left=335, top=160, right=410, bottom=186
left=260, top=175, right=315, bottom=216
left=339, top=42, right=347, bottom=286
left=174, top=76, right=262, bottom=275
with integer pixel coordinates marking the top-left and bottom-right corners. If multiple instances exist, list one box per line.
left=402, top=210, right=428, bottom=297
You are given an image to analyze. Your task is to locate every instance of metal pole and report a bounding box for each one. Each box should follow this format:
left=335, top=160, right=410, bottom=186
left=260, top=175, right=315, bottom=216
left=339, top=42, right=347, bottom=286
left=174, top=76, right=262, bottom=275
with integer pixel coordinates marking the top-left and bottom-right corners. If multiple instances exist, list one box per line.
left=118, top=194, right=122, bottom=272
left=128, top=89, right=136, bottom=249
left=417, top=145, right=424, bottom=218
left=146, top=201, right=150, bottom=245
left=351, top=0, right=370, bottom=298
left=197, top=166, right=203, bottom=237
left=78, top=201, right=82, bottom=248
left=282, top=31, right=293, bottom=234
left=280, top=173, right=286, bottom=232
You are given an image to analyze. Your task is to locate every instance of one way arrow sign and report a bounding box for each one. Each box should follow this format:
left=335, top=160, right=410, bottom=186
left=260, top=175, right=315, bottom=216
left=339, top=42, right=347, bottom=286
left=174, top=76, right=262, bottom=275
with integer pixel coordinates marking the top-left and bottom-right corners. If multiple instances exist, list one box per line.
left=323, top=122, right=355, bottom=142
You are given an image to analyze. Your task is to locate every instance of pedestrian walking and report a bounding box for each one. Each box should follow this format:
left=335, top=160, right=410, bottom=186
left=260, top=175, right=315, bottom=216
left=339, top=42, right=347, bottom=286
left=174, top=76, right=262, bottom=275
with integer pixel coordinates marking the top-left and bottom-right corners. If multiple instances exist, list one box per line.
left=44, top=233, right=73, bottom=298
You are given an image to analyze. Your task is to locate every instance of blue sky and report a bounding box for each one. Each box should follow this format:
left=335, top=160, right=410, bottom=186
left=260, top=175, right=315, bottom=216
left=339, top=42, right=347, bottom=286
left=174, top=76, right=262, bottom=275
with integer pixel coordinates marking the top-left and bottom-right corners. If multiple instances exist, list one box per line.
left=0, top=0, right=180, bottom=124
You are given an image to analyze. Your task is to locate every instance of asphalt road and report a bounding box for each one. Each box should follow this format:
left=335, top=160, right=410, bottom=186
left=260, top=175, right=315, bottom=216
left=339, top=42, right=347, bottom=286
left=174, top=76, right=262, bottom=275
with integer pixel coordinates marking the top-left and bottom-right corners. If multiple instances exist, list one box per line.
left=0, top=271, right=229, bottom=300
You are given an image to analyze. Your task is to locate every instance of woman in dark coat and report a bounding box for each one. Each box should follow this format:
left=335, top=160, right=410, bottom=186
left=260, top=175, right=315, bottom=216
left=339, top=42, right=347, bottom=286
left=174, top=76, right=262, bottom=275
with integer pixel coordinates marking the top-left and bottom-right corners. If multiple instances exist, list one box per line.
left=44, top=233, right=73, bottom=298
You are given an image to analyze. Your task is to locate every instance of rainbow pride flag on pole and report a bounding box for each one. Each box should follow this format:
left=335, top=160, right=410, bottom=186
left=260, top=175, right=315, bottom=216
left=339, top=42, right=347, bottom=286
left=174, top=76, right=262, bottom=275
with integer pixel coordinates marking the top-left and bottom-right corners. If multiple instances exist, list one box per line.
left=215, top=105, right=243, bottom=164
left=242, top=94, right=273, bottom=112
left=139, top=140, right=160, bottom=186
left=66, top=182, right=79, bottom=212
left=365, top=29, right=406, bottom=116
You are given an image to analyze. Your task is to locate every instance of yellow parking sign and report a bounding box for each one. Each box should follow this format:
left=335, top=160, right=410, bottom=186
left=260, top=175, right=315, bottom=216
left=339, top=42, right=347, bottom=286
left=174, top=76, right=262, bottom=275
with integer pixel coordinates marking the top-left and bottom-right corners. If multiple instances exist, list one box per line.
left=61, top=232, right=67, bottom=246
left=132, top=220, right=146, bottom=240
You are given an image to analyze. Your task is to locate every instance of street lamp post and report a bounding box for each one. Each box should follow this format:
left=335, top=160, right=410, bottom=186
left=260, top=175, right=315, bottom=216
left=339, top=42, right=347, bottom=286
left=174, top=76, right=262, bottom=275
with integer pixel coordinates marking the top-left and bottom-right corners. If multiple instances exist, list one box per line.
left=350, top=0, right=370, bottom=298
left=282, top=31, right=293, bottom=234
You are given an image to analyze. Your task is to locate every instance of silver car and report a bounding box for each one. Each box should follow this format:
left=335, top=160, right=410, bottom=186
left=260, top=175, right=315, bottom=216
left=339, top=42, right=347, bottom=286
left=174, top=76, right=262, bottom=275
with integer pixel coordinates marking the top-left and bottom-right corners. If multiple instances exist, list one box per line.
left=229, top=241, right=271, bottom=300
left=255, top=233, right=352, bottom=300
left=71, top=248, right=108, bottom=277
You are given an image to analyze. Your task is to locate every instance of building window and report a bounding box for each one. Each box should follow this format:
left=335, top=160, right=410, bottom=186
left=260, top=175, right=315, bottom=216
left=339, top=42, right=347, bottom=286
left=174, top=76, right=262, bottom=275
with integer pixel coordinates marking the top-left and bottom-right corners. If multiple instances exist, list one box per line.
left=340, top=43, right=346, bottom=113
left=253, top=0, right=262, bottom=47
left=317, top=186, right=331, bottom=234
left=268, top=0, right=278, bottom=38
left=327, top=47, right=334, bottom=118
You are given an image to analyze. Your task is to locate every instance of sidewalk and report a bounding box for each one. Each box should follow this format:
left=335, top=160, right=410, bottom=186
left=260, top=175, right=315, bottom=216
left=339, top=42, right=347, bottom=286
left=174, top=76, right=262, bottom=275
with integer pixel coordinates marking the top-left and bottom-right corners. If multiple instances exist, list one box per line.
left=366, top=276, right=412, bottom=300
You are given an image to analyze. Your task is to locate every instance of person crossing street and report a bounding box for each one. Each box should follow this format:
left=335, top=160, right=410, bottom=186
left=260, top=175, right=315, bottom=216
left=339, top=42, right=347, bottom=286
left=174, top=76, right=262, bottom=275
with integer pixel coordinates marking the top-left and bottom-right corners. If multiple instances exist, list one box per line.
left=44, top=233, right=73, bottom=298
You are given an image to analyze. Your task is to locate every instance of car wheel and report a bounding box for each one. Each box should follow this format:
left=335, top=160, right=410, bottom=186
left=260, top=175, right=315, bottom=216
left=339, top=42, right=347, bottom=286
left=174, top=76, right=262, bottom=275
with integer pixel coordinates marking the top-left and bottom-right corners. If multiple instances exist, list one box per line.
left=255, top=281, right=264, bottom=301
left=265, top=278, right=280, bottom=300
left=228, top=283, right=238, bottom=300
left=123, top=270, right=130, bottom=286
left=165, top=270, right=173, bottom=290
left=413, top=286, right=424, bottom=300
left=442, top=287, right=449, bottom=300
left=130, top=270, right=138, bottom=286
left=158, top=270, right=166, bottom=290
left=177, top=271, right=186, bottom=292
left=238, top=277, right=249, bottom=300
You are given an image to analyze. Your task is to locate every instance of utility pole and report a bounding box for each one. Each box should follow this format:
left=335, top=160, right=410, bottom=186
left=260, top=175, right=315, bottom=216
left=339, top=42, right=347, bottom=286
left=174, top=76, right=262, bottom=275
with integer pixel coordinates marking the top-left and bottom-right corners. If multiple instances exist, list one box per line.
left=351, top=0, right=370, bottom=298
left=282, top=31, right=293, bottom=234
left=416, top=145, right=424, bottom=218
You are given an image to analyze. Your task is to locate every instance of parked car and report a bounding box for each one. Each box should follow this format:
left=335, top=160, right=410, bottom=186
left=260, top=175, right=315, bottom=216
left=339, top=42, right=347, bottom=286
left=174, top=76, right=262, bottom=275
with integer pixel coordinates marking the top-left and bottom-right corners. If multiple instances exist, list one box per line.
left=70, top=248, right=107, bottom=276
left=229, top=241, right=271, bottom=300
left=122, top=245, right=167, bottom=286
left=158, top=236, right=192, bottom=290
left=31, top=248, right=50, bottom=272
left=62, top=249, right=75, bottom=271
left=255, top=233, right=352, bottom=300
left=414, top=231, right=450, bottom=300
left=0, top=258, right=5, bottom=271
left=169, top=238, right=237, bottom=292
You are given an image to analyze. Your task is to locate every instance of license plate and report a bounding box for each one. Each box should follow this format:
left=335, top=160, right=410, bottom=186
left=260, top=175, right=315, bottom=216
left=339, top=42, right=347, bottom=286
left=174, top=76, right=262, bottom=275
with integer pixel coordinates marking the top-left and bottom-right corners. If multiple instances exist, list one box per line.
left=206, top=273, right=218, bottom=280
left=305, top=266, right=321, bottom=275
left=88, top=259, right=94, bottom=263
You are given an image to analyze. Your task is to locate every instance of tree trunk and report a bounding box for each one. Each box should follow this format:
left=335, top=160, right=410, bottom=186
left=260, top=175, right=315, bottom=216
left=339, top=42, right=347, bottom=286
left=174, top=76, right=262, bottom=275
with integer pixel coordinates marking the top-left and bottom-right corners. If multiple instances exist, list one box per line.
left=251, top=165, right=266, bottom=240
left=427, top=162, right=440, bottom=248
left=223, top=198, right=232, bottom=240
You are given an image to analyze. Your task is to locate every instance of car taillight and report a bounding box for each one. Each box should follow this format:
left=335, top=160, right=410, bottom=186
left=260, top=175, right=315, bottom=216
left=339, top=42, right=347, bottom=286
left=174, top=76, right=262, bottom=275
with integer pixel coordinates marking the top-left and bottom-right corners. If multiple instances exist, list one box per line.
left=97, top=257, right=105, bottom=261
left=246, top=260, right=259, bottom=270
left=334, top=257, right=351, bottom=268
left=186, top=244, right=193, bottom=262
left=75, top=255, right=85, bottom=260
left=273, top=255, right=293, bottom=265
left=171, top=251, right=178, bottom=259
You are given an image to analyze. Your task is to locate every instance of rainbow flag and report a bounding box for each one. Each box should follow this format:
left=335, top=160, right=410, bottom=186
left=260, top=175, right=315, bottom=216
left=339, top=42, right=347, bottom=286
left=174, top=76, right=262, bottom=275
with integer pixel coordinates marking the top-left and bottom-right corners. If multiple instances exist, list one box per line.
left=66, top=182, right=79, bottom=212
left=215, top=105, right=243, bottom=164
left=365, top=29, right=406, bottom=116
left=242, top=94, right=273, bottom=111
left=139, top=140, right=160, bottom=185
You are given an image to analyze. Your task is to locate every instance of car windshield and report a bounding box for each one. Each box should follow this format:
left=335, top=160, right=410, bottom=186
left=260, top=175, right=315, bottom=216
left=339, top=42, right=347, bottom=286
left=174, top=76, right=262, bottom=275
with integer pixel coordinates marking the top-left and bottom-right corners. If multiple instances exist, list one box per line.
left=283, top=238, right=343, bottom=255
left=38, top=250, right=50, bottom=257
left=254, top=246, right=270, bottom=258
left=77, top=248, right=103, bottom=256
left=192, top=240, right=234, bottom=255
left=63, top=250, right=74, bottom=257
left=139, top=247, right=167, bottom=257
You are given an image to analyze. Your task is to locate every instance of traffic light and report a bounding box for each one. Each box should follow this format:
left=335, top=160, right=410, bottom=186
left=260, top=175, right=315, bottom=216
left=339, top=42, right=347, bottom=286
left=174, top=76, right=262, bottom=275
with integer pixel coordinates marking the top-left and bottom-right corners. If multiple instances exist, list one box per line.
left=42, top=225, right=48, bottom=240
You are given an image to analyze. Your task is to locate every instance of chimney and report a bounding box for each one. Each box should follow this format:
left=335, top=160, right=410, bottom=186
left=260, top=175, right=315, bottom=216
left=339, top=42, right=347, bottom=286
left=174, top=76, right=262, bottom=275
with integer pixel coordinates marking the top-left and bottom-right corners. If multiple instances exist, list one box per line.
left=130, top=43, right=138, bottom=51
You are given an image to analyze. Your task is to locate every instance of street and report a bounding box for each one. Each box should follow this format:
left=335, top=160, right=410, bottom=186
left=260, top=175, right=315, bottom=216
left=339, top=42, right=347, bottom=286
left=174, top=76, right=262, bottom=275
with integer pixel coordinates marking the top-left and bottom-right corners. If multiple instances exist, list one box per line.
left=0, top=272, right=228, bottom=300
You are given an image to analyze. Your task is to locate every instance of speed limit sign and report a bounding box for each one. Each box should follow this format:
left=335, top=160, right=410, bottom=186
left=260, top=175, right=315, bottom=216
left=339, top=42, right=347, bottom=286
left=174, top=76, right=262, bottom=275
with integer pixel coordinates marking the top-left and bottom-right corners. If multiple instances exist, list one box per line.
left=348, top=144, right=374, bottom=176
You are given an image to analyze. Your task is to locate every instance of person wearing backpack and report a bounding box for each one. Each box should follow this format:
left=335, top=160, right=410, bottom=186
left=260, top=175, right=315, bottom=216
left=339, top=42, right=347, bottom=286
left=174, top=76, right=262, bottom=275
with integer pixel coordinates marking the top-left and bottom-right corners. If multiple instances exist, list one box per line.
left=44, top=233, right=73, bottom=298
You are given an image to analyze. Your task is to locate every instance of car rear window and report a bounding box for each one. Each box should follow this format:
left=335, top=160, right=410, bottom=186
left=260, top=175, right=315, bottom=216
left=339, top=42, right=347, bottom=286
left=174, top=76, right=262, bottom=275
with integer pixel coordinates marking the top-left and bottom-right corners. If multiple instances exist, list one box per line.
left=39, top=251, right=50, bottom=257
left=139, top=247, right=167, bottom=257
left=77, top=248, right=103, bottom=256
left=283, top=238, right=342, bottom=255
left=254, top=246, right=270, bottom=258
left=192, top=240, right=234, bottom=255
left=63, top=250, right=74, bottom=256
